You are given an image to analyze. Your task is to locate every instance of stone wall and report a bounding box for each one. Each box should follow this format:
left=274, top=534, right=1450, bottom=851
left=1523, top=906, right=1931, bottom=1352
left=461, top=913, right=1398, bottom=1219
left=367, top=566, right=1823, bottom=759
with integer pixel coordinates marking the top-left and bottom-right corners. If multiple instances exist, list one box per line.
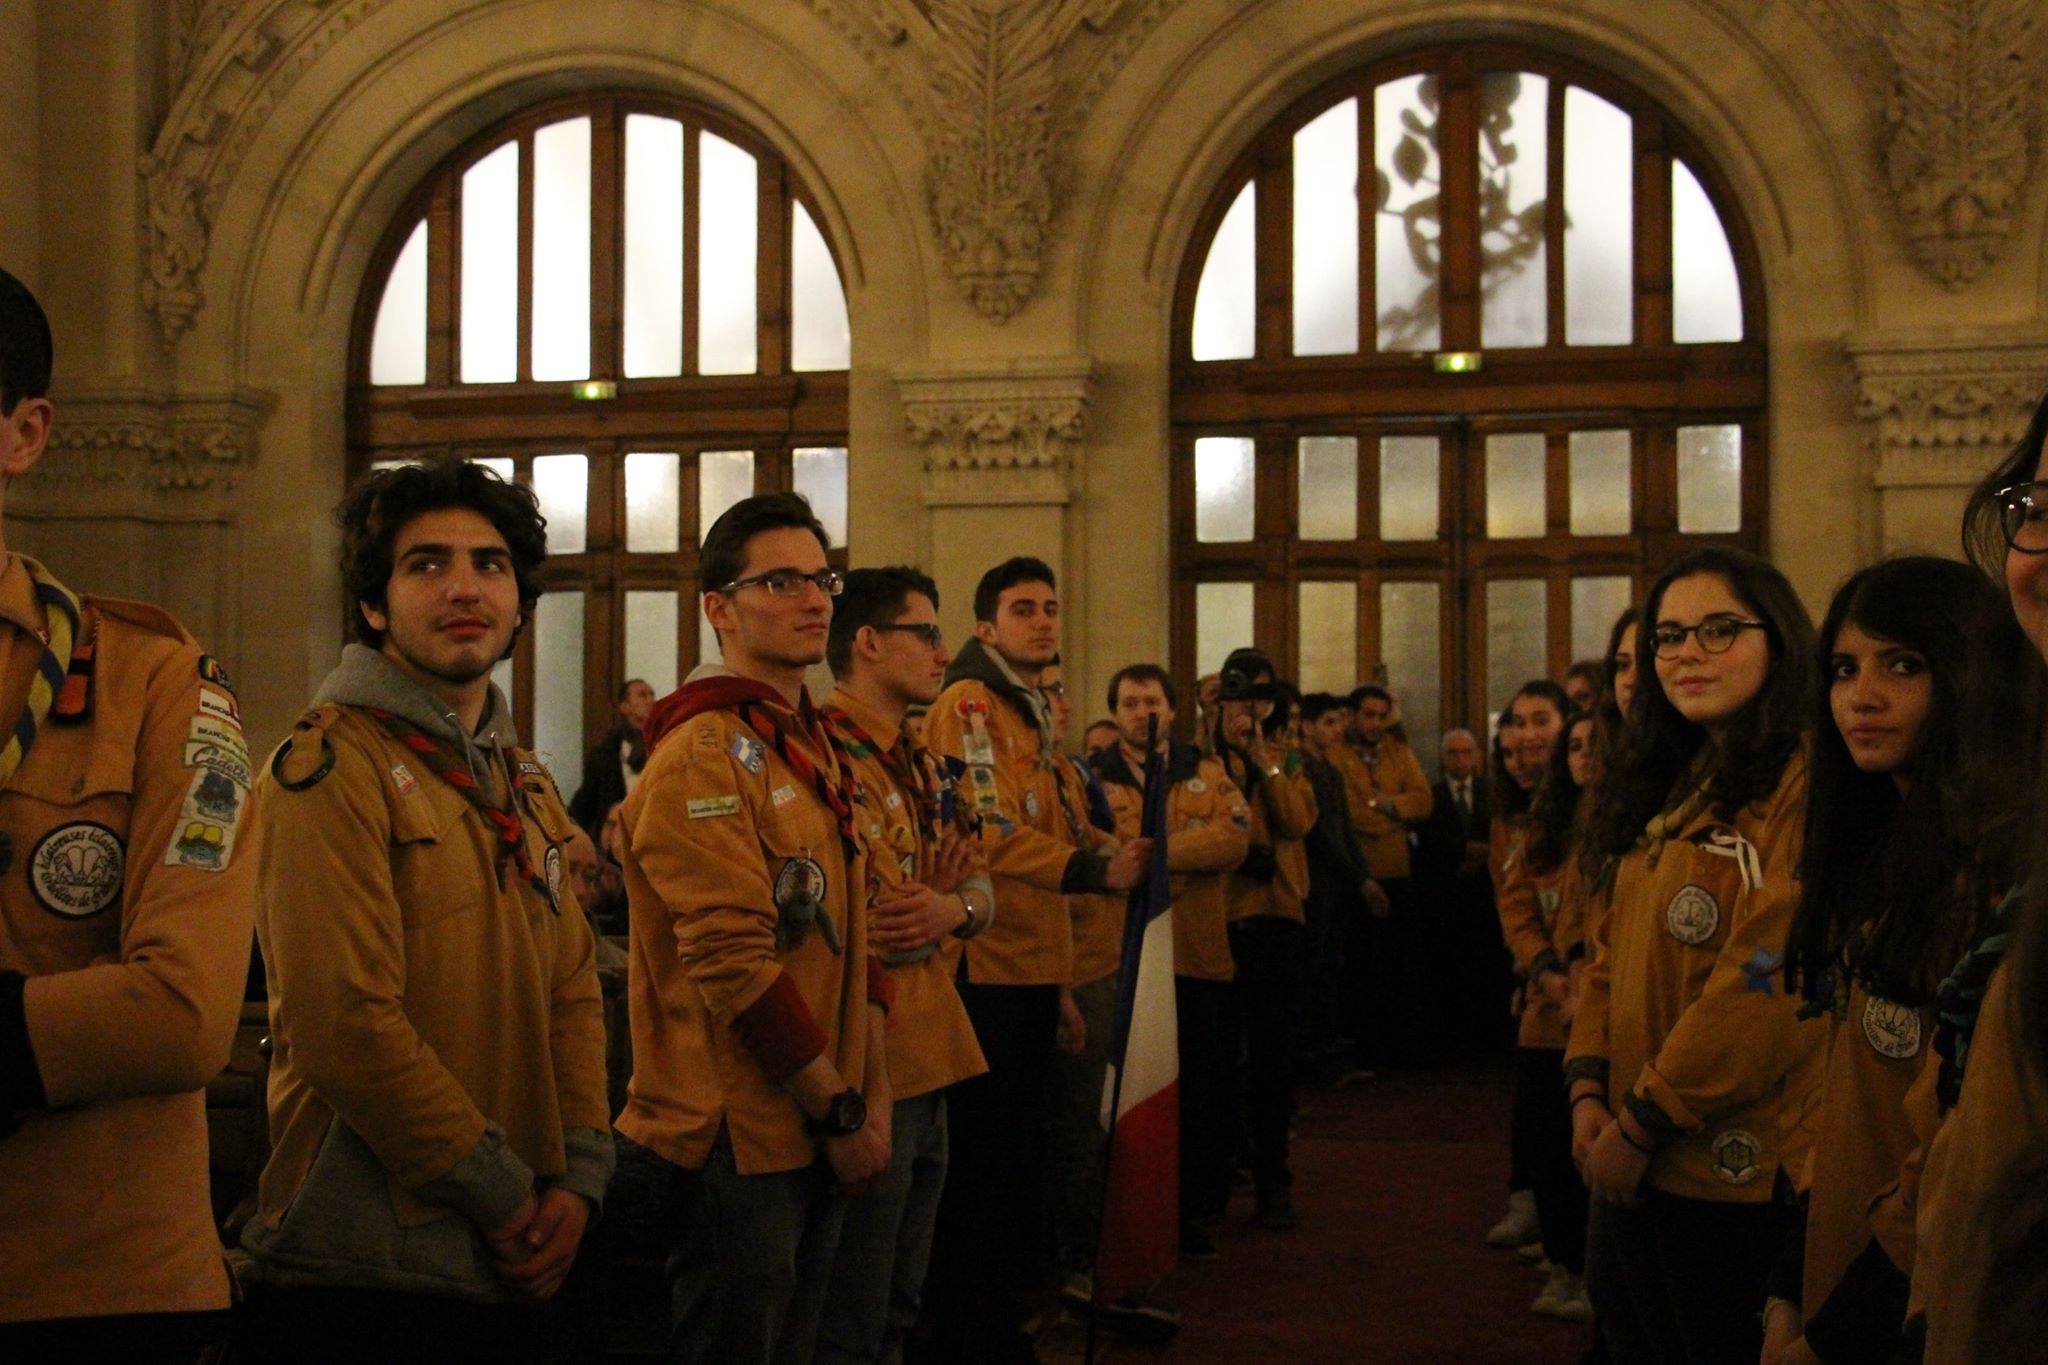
left=8, top=0, right=2047, bottom=748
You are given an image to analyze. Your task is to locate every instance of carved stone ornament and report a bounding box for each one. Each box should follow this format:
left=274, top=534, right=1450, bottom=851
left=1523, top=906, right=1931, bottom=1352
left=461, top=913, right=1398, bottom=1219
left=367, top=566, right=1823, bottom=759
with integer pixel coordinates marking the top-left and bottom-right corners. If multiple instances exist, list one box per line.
left=810, top=0, right=1183, bottom=322
left=12, top=388, right=277, bottom=522
left=1792, top=0, right=2044, bottom=288
left=1848, top=336, right=2048, bottom=489
left=897, top=357, right=1095, bottom=506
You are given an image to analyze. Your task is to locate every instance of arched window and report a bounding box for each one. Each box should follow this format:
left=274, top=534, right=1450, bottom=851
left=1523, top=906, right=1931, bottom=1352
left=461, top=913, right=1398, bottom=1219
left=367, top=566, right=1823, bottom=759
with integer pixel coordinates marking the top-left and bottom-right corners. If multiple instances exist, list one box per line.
left=1172, top=45, right=1764, bottom=768
left=351, top=92, right=851, bottom=785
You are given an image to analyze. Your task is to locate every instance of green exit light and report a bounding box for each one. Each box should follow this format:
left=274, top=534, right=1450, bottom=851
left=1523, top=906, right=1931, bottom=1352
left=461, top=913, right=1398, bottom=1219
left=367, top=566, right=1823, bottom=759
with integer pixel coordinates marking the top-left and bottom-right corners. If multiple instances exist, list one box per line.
left=571, top=380, right=617, bottom=401
left=1434, top=351, right=1483, bottom=374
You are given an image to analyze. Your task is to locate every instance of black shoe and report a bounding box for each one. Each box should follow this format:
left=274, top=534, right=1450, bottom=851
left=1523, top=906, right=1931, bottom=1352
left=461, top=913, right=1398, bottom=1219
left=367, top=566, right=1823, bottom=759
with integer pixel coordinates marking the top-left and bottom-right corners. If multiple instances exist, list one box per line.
left=1179, top=1225, right=1220, bottom=1261
left=1255, top=1188, right=1298, bottom=1231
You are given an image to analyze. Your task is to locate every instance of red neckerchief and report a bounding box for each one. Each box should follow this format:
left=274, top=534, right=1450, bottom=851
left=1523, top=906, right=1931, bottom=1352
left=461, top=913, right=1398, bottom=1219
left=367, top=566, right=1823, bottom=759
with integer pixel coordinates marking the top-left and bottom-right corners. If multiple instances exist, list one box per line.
left=649, top=675, right=860, bottom=859
left=364, top=707, right=546, bottom=899
left=822, top=704, right=939, bottom=846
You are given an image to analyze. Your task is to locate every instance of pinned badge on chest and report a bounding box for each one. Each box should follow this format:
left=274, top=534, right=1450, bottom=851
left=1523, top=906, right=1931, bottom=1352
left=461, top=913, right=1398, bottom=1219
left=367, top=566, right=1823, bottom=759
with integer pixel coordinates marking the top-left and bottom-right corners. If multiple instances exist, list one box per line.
left=1862, top=996, right=1922, bottom=1060
left=774, top=855, right=842, bottom=954
left=545, top=844, right=564, bottom=912
left=1024, top=790, right=1041, bottom=822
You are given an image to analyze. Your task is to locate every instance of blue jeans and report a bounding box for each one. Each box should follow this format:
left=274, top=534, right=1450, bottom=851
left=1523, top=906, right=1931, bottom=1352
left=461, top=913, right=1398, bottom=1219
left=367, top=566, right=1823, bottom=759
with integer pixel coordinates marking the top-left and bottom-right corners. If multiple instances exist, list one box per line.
left=815, top=1090, right=950, bottom=1364
left=665, top=1140, right=849, bottom=1365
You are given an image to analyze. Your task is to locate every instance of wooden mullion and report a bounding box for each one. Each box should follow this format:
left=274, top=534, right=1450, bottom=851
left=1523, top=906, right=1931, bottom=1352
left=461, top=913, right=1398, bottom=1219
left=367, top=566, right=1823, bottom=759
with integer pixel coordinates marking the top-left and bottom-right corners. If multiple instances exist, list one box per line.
left=1544, top=78, right=1566, bottom=348
left=757, top=158, right=791, bottom=376
left=1636, top=119, right=1673, bottom=348
left=426, top=180, right=457, bottom=386
left=1546, top=571, right=1571, bottom=680
left=1254, top=139, right=1292, bottom=361
left=1545, top=428, right=1569, bottom=535
left=1359, top=429, right=1382, bottom=546
left=683, top=121, right=701, bottom=376
left=1359, top=93, right=1378, bottom=355
left=590, top=102, right=623, bottom=381
left=1359, top=568, right=1382, bottom=687
left=1438, top=56, right=1481, bottom=350
left=1741, top=417, right=1769, bottom=550
left=517, top=131, right=535, bottom=383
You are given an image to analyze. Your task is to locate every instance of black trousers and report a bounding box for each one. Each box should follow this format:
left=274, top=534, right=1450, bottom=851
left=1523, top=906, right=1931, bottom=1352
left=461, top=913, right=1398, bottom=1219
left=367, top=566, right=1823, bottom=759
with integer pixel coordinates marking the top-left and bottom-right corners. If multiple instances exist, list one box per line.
left=1586, top=1189, right=1792, bottom=1364
left=1230, top=917, right=1304, bottom=1191
left=1343, top=876, right=1423, bottom=1067
left=1176, top=975, right=1239, bottom=1229
left=0, top=1310, right=229, bottom=1364
left=1512, top=1046, right=1587, bottom=1272
left=916, top=979, right=1056, bottom=1364
left=237, top=1285, right=543, bottom=1365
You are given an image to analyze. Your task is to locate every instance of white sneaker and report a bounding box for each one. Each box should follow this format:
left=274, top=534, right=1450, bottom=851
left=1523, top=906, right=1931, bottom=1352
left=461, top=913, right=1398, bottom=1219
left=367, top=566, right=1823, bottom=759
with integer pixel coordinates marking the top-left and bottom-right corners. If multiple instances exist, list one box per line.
left=1517, top=1241, right=1548, bottom=1267
left=1532, top=1267, right=1593, bottom=1323
left=1486, top=1190, right=1539, bottom=1247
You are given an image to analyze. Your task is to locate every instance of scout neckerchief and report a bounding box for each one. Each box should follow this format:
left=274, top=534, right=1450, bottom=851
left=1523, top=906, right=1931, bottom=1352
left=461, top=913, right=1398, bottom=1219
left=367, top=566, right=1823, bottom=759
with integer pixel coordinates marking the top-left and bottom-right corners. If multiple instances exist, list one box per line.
left=823, top=704, right=938, bottom=844
left=0, top=558, right=83, bottom=798
left=363, top=707, right=549, bottom=903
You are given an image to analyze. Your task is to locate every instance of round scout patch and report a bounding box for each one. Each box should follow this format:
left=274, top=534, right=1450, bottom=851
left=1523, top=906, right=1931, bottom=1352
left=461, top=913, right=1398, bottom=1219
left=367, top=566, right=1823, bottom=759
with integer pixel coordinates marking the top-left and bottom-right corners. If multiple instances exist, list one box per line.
left=1186, top=778, right=1206, bottom=794
left=30, top=822, right=125, bottom=919
left=1711, top=1129, right=1762, bottom=1185
left=1862, top=996, right=1922, bottom=1060
left=1665, top=884, right=1720, bottom=946
left=545, top=845, right=563, bottom=902
left=775, top=856, right=827, bottom=915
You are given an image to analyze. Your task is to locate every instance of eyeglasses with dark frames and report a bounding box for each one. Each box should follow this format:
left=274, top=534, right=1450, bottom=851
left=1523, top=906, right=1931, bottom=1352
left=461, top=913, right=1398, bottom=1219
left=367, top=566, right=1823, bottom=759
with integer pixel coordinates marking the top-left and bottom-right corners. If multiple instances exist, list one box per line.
left=1649, top=616, right=1767, bottom=658
left=868, top=622, right=945, bottom=649
left=715, top=568, right=845, bottom=597
left=1996, top=481, right=2048, bottom=555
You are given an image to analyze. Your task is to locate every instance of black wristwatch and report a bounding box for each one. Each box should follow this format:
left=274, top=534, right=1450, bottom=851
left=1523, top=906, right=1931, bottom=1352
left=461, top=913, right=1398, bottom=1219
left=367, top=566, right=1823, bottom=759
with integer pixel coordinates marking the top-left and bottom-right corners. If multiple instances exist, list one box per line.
left=805, top=1087, right=868, bottom=1138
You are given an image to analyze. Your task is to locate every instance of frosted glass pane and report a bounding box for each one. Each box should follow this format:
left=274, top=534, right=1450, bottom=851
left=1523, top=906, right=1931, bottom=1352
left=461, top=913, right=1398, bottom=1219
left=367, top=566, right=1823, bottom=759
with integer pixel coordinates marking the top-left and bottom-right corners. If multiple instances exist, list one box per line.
left=625, top=452, right=681, bottom=553
left=531, top=118, right=591, bottom=381
left=623, top=114, right=684, bottom=378
left=791, top=200, right=851, bottom=372
left=1479, top=72, right=1549, bottom=349
left=1195, top=582, right=1254, bottom=679
left=1569, top=429, right=1632, bottom=535
left=697, top=450, right=755, bottom=541
left=1194, top=437, right=1255, bottom=542
left=460, top=141, right=519, bottom=383
left=1192, top=182, right=1256, bottom=361
left=1380, top=580, right=1441, bottom=771
left=1297, top=436, right=1358, bottom=540
left=1564, top=88, right=1632, bottom=345
left=1486, top=579, right=1548, bottom=716
left=1673, top=160, right=1743, bottom=343
left=698, top=131, right=758, bottom=375
left=1292, top=98, right=1360, bottom=357
left=1298, top=581, right=1357, bottom=694
left=1380, top=435, right=1440, bottom=541
left=1374, top=75, right=1441, bottom=352
left=625, top=590, right=680, bottom=698
left=532, top=591, right=585, bottom=789
left=1677, top=424, right=1742, bottom=533
left=794, top=447, right=849, bottom=547
left=468, top=456, right=514, bottom=482
left=369, top=220, right=427, bottom=386
left=1572, top=577, right=1635, bottom=664
left=532, top=453, right=587, bottom=555
left=1486, top=432, right=1547, bottom=538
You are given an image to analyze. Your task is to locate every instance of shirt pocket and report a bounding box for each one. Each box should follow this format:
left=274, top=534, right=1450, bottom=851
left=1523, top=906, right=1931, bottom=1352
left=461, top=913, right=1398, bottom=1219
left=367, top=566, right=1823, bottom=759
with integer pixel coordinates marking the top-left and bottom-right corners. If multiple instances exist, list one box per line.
left=4, top=736, right=138, bottom=961
left=387, top=781, right=487, bottom=934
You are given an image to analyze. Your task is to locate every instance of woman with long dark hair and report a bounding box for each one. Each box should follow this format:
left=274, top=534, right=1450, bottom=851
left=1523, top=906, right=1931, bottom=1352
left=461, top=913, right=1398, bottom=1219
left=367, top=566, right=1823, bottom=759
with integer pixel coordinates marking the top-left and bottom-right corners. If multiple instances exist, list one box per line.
left=1756, top=558, right=2021, bottom=1365
left=1563, top=547, right=1820, bottom=1364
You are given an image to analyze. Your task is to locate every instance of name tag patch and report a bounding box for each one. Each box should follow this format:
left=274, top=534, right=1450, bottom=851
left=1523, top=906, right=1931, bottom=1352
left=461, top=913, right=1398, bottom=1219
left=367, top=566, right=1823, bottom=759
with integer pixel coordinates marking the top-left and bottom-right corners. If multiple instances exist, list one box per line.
left=772, top=784, right=798, bottom=808
left=30, top=822, right=125, bottom=918
left=688, top=795, right=741, bottom=820
left=197, top=686, right=239, bottom=724
left=391, top=763, right=418, bottom=795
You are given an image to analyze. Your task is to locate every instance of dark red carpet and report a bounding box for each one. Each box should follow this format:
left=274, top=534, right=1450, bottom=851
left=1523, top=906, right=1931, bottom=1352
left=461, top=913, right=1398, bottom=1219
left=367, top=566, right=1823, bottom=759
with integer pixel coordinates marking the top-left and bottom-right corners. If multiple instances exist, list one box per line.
left=1123, top=1061, right=1592, bottom=1363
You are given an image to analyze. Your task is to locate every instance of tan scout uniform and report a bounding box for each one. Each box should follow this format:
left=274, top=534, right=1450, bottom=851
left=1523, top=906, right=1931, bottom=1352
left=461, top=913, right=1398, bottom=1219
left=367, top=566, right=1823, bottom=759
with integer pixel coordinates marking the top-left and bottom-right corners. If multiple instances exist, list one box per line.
left=1223, top=748, right=1318, bottom=926
left=1092, top=746, right=1250, bottom=981
left=1495, top=830, right=1572, bottom=1050
left=0, top=560, right=256, bottom=1324
left=927, top=644, right=1100, bottom=986
left=1334, top=739, right=1433, bottom=880
left=823, top=686, right=985, bottom=1099
left=1065, top=757, right=1126, bottom=986
left=618, top=676, right=877, bottom=1176
left=1565, top=756, right=1822, bottom=1201
left=246, top=649, right=610, bottom=1298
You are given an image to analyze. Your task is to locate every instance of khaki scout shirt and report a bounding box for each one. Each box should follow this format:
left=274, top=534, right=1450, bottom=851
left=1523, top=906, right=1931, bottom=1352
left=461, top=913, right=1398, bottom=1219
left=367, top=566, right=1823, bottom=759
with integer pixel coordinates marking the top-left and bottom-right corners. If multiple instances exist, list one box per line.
left=1064, top=751, right=1126, bottom=986
left=1567, top=756, right=1822, bottom=1203
left=0, top=560, right=256, bottom=1323
left=1493, top=829, right=1572, bottom=1050
left=1096, top=748, right=1250, bottom=982
left=249, top=704, right=609, bottom=1285
left=1333, top=739, right=1433, bottom=880
left=1221, top=748, right=1317, bottom=925
left=824, top=686, right=985, bottom=1101
left=618, top=692, right=874, bottom=1176
left=927, top=678, right=1080, bottom=986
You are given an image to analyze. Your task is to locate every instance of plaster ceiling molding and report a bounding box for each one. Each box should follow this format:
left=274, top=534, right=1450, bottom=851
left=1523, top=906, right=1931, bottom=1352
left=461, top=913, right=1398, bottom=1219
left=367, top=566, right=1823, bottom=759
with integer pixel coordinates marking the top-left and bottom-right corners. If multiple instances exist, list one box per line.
left=811, top=0, right=1182, bottom=322
left=1791, top=0, right=2043, bottom=288
left=142, top=0, right=401, bottom=347
left=16, top=388, right=278, bottom=522
left=1848, top=336, right=2048, bottom=489
left=897, top=356, right=1096, bottom=506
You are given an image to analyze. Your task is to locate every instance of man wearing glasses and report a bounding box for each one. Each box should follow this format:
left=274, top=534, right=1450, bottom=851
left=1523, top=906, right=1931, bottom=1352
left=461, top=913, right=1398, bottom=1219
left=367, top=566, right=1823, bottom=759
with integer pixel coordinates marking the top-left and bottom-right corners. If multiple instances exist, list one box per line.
left=815, top=567, right=992, bottom=1363
left=615, top=492, right=892, bottom=1365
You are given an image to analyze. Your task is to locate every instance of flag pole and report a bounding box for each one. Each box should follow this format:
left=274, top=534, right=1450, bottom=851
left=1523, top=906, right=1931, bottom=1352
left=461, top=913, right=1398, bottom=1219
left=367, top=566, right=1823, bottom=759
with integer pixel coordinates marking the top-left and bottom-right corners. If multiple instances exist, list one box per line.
left=1084, top=715, right=1168, bottom=1365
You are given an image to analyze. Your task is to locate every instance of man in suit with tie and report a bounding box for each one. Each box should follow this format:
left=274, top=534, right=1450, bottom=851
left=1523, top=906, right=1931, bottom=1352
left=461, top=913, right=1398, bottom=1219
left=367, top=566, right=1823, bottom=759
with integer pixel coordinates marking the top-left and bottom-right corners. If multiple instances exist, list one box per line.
left=1415, top=729, right=1507, bottom=1057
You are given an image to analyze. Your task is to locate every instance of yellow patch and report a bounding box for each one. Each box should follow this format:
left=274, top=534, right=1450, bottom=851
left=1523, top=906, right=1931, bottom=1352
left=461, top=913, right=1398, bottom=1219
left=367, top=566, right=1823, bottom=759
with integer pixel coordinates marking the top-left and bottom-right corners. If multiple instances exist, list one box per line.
left=687, top=795, right=742, bottom=820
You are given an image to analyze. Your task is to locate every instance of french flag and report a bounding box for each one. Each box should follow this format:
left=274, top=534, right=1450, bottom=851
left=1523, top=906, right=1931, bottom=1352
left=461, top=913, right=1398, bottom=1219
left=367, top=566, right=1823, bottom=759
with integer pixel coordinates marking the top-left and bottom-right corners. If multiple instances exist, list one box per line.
left=1092, top=723, right=1178, bottom=1303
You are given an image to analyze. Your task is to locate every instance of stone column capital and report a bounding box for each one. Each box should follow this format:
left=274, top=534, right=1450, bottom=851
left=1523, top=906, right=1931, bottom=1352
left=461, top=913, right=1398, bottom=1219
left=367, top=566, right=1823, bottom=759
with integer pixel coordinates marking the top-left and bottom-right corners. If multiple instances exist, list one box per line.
left=1848, top=335, right=2048, bottom=490
left=18, top=385, right=277, bottom=523
left=895, top=357, right=1096, bottom=507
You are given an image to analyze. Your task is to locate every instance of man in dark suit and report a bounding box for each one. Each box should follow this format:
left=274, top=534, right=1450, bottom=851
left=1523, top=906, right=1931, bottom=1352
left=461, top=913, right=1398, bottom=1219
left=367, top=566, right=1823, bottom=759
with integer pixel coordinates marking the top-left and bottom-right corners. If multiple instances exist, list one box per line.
left=1414, top=729, right=1506, bottom=1056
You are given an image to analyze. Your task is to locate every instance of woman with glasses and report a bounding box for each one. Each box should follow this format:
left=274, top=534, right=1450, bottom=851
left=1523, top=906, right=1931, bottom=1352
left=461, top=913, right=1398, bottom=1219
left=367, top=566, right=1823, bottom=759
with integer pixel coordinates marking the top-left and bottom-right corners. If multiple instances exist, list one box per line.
left=1564, top=546, right=1820, bottom=1364
left=1757, top=557, right=2026, bottom=1365
left=1907, top=389, right=2048, bottom=1364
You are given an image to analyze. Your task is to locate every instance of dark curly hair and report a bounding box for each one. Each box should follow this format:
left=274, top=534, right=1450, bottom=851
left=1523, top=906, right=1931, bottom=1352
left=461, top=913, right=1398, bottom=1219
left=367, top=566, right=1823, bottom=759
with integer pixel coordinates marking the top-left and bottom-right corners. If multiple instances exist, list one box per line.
left=1592, top=547, right=1815, bottom=860
left=336, top=455, right=547, bottom=654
